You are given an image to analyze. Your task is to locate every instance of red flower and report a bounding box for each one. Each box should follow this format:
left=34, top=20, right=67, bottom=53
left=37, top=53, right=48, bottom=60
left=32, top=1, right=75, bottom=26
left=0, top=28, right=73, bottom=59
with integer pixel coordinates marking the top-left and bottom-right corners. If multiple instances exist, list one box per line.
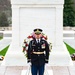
left=26, top=43, right=28, bottom=46
left=27, top=35, right=33, bottom=38
left=42, top=35, right=47, bottom=40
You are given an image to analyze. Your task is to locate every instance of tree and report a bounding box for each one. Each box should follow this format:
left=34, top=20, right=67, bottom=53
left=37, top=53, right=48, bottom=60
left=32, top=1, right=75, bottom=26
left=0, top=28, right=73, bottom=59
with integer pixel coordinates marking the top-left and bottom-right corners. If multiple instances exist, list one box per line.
left=63, top=0, right=75, bottom=27
left=0, top=0, right=11, bottom=20
left=0, top=12, right=9, bottom=27
left=0, top=0, right=11, bottom=11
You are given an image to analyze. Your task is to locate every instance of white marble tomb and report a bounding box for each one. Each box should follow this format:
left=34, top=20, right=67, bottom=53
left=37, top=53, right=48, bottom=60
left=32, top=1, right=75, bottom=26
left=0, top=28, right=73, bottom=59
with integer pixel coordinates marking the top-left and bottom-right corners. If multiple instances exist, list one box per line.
left=1, top=0, right=73, bottom=66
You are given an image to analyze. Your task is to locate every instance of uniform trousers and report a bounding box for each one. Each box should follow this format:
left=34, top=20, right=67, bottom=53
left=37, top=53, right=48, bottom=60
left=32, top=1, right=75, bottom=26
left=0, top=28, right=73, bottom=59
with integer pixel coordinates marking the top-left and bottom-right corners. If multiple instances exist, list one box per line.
left=31, top=64, right=45, bottom=75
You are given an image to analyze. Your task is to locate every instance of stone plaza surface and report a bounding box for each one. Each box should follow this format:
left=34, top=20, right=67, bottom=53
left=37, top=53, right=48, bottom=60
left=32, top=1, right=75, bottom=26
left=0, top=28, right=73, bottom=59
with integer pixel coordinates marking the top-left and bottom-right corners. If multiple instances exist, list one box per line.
left=0, top=61, right=75, bottom=75
left=0, top=31, right=12, bottom=51
left=64, top=39, right=75, bottom=49
left=0, top=39, right=11, bottom=51
left=0, top=31, right=12, bottom=52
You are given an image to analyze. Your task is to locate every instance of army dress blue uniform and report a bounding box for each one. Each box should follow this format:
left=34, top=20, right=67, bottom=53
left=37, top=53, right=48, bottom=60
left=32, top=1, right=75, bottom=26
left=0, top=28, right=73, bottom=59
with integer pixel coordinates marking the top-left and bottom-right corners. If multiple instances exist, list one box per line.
left=27, top=38, right=49, bottom=75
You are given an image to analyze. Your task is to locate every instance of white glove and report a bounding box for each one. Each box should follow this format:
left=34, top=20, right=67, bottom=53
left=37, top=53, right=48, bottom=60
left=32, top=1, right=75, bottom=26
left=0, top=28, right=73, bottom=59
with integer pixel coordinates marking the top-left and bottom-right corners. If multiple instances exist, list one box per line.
left=28, top=62, right=31, bottom=65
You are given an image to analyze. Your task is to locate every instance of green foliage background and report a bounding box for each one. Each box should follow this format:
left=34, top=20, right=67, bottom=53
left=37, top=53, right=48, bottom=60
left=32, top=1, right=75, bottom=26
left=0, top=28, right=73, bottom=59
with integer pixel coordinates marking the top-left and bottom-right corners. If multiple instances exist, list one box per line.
left=0, top=12, right=9, bottom=27
left=63, top=0, right=75, bottom=27
left=0, top=0, right=11, bottom=27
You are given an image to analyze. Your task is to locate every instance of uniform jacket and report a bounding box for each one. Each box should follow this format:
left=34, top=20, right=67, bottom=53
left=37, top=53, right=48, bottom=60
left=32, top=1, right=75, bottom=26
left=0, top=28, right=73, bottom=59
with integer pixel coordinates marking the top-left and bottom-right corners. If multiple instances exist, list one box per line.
left=27, top=38, right=50, bottom=66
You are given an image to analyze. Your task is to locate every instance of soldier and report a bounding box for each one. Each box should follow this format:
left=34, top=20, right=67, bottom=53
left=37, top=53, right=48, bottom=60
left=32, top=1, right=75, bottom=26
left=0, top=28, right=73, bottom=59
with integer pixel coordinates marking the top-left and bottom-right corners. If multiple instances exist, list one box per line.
left=27, top=28, right=49, bottom=75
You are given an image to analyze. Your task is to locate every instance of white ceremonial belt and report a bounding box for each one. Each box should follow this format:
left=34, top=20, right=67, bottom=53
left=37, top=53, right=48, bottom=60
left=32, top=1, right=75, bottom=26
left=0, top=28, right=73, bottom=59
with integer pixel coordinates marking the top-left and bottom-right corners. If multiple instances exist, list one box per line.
left=33, top=52, right=44, bottom=54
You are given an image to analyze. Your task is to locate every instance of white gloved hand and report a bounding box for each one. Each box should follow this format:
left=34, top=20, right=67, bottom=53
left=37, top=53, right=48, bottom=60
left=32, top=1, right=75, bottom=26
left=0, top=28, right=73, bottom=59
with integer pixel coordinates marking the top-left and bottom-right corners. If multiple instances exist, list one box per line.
left=45, top=63, right=49, bottom=67
left=28, top=62, right=31, bottom=65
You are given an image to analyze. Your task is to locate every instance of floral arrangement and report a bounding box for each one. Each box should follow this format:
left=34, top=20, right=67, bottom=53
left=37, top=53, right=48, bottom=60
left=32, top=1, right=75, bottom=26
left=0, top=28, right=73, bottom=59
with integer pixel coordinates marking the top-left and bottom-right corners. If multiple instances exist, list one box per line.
left=22, top=33, right=52, bottom=57
left=0, top=55, right=4, bottom=61
left=71, top=53, right=75, bottom=61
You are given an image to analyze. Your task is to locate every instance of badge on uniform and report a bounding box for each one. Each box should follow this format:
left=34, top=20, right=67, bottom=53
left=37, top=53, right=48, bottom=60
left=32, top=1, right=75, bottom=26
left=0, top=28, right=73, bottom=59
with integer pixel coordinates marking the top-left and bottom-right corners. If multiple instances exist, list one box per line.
left=41, top=44, right=45, bottom=49
left=32, top=41, right=35, bottom=46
